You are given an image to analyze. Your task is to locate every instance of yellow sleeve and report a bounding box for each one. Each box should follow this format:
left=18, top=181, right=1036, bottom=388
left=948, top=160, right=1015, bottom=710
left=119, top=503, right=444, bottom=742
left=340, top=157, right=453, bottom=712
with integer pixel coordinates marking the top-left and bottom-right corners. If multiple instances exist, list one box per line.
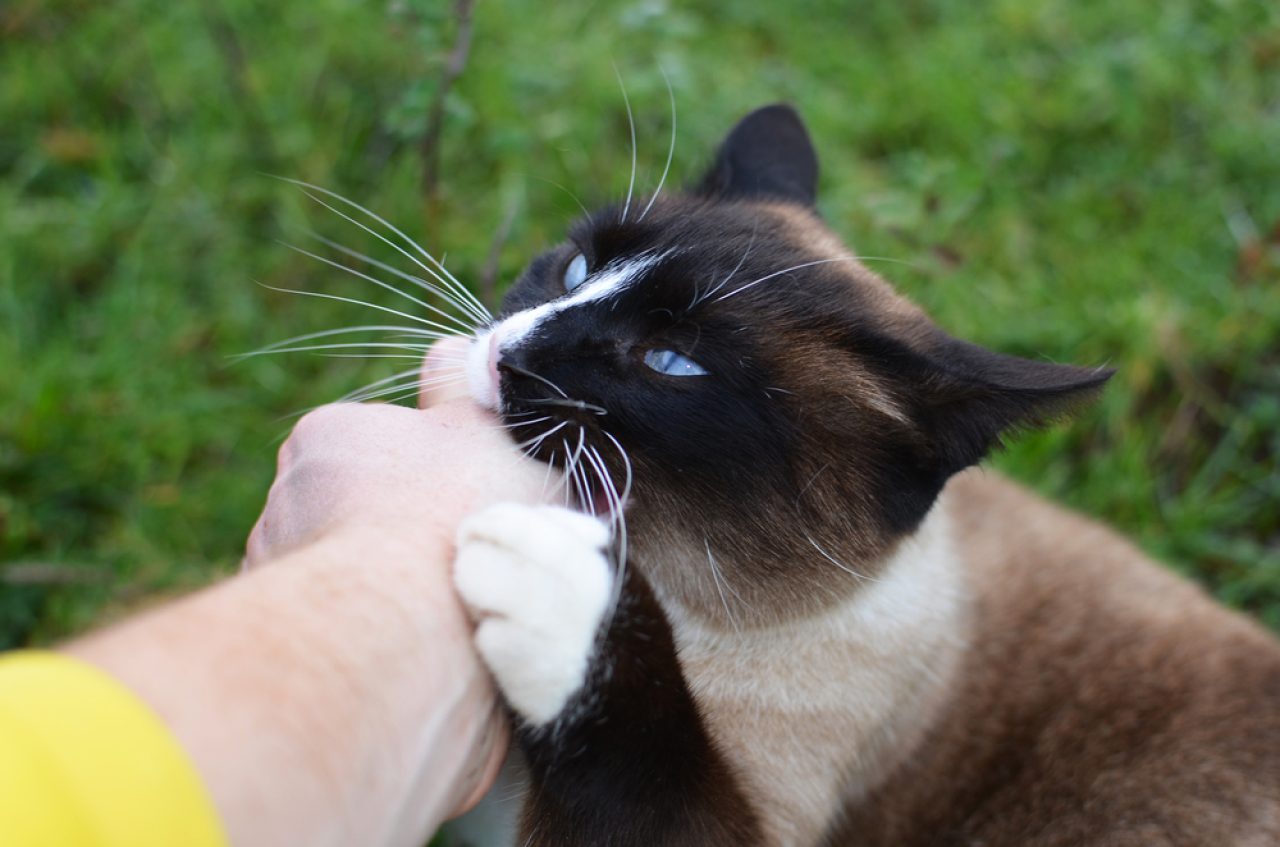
left=0, top=651, right=228, bottom=847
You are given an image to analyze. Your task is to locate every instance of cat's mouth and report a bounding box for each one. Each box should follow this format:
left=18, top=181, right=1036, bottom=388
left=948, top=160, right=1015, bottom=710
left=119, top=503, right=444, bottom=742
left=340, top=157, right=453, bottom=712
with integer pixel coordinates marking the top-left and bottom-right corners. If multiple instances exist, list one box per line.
left=578, top=477, right=612, bottom=518
left=500, top=414, right=615, bottom=513
left=456, top=332, right=627, bottom=520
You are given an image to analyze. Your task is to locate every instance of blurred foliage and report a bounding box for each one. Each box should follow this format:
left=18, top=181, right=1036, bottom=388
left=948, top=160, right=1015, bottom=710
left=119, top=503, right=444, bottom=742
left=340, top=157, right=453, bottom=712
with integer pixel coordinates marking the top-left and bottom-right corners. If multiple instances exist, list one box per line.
left=1, top=0, right=1278, bottom=645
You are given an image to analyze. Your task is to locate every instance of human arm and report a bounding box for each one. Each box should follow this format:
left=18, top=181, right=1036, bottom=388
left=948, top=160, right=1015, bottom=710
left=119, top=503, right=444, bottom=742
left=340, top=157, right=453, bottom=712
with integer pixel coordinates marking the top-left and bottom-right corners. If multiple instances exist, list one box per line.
left=64, top=397, right=546, bottom=847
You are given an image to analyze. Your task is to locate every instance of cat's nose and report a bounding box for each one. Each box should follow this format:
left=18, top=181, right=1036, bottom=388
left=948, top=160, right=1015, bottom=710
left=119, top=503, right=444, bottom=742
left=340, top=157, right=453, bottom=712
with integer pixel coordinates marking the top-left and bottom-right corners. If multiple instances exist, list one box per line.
left=495, top=346, right=530, bottom=376
left=496, top=347, right=549, bottom=389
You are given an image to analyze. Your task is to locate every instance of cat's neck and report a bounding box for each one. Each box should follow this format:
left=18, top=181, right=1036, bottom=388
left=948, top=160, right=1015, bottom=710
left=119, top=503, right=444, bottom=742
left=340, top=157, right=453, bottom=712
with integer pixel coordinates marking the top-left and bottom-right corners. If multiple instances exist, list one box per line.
left=667, top=497, right=971, bottom=845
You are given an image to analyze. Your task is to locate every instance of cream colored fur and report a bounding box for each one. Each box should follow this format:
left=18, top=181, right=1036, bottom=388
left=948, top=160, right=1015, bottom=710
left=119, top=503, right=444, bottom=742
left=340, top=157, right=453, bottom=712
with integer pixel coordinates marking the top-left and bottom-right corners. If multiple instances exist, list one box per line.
left=668, top=499, right=970, bottom=846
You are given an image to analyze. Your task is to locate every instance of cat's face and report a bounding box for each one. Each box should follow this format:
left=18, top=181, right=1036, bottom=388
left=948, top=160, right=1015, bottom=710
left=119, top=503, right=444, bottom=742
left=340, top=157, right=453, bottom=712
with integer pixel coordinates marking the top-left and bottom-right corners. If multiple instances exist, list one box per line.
left=462, top=105, right=1109, bottom=624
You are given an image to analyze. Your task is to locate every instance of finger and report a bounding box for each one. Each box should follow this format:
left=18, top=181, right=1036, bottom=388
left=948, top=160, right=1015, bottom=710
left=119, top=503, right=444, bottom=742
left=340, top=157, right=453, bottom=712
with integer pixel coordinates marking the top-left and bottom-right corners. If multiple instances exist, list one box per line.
left=424, top=399, right=565, bottom=507
left=447, top=706, right=512, bottom=819
left=243, top=514, right=270, bottom=571
left=419, top=336, right=475, bottom=409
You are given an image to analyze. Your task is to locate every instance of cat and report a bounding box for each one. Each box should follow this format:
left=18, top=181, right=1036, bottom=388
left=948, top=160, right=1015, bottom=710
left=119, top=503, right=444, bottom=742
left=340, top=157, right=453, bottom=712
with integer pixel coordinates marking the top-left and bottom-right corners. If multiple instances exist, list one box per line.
left=447, top=104, right=1280, bottom=846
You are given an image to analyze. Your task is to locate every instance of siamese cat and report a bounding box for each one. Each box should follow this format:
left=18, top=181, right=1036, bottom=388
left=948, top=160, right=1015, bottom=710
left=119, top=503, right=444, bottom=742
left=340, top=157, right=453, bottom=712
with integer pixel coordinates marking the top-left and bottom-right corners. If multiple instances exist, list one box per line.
left=449, top=105, right=1280, bottom=846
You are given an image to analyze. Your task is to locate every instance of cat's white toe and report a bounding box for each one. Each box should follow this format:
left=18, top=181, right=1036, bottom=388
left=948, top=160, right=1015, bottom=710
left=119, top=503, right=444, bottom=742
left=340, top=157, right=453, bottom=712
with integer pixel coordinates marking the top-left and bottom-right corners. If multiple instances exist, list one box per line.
left=454, top=503, right=613, bottom=725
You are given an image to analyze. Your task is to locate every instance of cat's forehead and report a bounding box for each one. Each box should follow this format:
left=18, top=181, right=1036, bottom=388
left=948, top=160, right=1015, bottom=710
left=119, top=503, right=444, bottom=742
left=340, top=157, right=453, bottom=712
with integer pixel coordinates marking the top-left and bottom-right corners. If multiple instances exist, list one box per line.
left=558, top=196, right=916, bottom=325
left=569, top=197, right=799, bottom=259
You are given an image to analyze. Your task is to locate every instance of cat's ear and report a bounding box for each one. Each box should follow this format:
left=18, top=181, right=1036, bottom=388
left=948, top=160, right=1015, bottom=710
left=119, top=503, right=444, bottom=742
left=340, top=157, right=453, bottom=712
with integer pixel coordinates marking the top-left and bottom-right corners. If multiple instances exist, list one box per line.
left=695, top=104, right=819, bottom=206
left=914, top=336, right=1113, bottom=477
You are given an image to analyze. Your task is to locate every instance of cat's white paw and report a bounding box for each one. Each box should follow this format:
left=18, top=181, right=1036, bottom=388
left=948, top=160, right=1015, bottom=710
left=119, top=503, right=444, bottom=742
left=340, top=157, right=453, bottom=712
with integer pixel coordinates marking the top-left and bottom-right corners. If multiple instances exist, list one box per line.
left=454, top=503, right=613, bottom=726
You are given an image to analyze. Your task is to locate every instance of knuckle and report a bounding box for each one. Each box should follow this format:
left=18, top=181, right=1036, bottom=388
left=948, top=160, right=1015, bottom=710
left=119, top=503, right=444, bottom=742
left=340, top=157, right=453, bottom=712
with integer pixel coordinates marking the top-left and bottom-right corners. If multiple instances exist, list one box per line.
left=295, top=402, right=355, bottom=433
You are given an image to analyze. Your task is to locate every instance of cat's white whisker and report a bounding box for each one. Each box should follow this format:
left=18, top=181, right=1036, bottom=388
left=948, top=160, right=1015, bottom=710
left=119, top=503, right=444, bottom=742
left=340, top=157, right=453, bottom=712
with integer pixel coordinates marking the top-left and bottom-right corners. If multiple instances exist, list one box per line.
left=240, top=326, right=460, bottom=362
left=275, top=369, right=456, bottom=423
left=562, top=435, right=592, bottom=515
left=705, top=539, right=743, bottom=634
left=312, top=353, right=432, bottom=360
left=637, top=66, right=677, bottom=223
left=340, top=366, right=423, bottom=398
left=696, top=224, right=760, bottom=307
left=240, top=342, right=435, bottom=359
left=417, top=345, right=475, bottom=360
left=374, top=381, right=464, bottom=406
left=520, top=425, right=568, bottom=460
left=613, top=64, right=638, bottom=225
left=714, top=256, right=859, bottom=303
left=424, top=254, right=482, bottom=310
left=300, top=188, right=489, bottom=321
left=346, top=378, right=465, bottom=406
left=503, top=364, right=569, bottom=398
left=281, top=241, right=477, bottom=336
left=540, top=447, right=562, bottom=501
left=353, top=387, right=420, bottom=406
left=600, top=430, right=633, bottom=506
left=268, top=325, right=446, bottom=344
left=510, top=419, right=557, bottom=444
left=522, top=396, right=608, bottom=416
left=344, top=375, right=465, bottom=405
left=558, top=437, right=576, bottom=487
left=582, top=442, right=629, bottom=620
left=533, top=176, right=593, bottom=220
left=255, top=283, right=461, bottom=335
left=526, top=421, right=568, bottom=451
left=506, top=415, right=554, bottom=431
left=850, top=255, right=924, bottom=270
left=805, top=533, right=880, bottom=584
left=582, top=445, right=620, bottom=532
left=285, top=178, right=492, bottom=319
left=277, top=178, right=492, bottom=322
left=344, top=369, right=462, bottom=394
left=388, top=328, right=468, bottom=340
left=569, top=427, right=588, bottom=478
left=341, top=385, right=422, bottom=405
left=309, top=234, right=487, bottom=329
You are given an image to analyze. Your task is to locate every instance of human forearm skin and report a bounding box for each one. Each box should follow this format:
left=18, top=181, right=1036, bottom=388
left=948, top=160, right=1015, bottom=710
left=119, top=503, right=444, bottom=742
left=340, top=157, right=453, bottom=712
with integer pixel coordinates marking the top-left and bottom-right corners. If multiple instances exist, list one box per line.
left=66, top=525, right=507, bottom=847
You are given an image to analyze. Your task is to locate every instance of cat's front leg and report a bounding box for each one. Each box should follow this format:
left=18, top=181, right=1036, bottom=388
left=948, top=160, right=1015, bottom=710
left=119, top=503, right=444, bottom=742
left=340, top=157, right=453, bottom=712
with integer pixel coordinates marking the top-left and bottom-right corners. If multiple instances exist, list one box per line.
left=455, top=503, right=762, bottom=846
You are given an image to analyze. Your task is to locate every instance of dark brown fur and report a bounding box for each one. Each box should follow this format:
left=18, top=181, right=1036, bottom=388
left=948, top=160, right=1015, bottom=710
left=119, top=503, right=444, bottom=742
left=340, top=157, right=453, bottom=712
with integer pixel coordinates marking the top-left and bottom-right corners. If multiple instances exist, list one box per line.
left=828, top=471, right=1280, bottom=845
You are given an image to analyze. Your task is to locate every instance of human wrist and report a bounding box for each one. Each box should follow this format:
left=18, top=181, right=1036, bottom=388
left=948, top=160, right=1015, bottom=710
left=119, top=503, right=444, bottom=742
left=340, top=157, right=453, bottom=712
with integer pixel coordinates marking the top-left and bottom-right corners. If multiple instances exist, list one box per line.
left=271, top=525, right=506, bottom=837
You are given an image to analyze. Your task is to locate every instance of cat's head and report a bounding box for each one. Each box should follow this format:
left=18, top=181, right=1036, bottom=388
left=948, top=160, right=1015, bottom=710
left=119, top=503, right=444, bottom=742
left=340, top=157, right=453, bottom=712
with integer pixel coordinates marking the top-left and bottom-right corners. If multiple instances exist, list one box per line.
left=462, top=105, right=1110, bottom=624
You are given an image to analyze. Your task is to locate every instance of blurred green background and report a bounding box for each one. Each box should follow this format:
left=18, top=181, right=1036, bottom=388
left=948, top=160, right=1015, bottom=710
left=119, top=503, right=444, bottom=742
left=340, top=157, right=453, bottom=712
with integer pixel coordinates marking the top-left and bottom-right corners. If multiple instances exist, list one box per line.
left=1, top=0, right=1278, bottom=646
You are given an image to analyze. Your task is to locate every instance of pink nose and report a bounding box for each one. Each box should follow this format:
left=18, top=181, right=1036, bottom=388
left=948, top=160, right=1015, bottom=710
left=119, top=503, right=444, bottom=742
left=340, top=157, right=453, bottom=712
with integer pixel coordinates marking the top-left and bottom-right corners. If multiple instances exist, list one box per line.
left=418, top=336, right=473, bottom=408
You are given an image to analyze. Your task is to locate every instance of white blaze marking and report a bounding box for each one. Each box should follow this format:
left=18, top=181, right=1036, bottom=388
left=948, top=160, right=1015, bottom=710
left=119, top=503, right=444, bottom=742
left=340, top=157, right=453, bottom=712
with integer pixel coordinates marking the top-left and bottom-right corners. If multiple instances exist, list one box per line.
left=463, top=253, right=664, bottom=411
left=465, top=328, right=501, bottom=410
left=494, top=253, right=664, bottom=352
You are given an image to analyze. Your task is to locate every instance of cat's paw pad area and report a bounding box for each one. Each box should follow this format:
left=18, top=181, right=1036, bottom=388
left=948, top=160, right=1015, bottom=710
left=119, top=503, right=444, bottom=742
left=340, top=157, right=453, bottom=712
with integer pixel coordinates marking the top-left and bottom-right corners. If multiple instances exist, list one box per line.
left=454, top=503, right=613, bottom=726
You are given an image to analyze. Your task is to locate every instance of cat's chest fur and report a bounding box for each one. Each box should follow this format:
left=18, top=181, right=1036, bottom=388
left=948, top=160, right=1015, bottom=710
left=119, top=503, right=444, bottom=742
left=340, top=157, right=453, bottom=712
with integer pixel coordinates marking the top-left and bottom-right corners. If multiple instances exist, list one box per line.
left=665, top=499, right=970, bottom=846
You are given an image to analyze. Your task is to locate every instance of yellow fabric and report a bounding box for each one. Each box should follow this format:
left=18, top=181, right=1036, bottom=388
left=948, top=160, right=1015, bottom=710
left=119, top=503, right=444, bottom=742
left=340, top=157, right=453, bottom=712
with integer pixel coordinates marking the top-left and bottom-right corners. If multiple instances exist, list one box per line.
left=0, top=651, right=228, bottom=847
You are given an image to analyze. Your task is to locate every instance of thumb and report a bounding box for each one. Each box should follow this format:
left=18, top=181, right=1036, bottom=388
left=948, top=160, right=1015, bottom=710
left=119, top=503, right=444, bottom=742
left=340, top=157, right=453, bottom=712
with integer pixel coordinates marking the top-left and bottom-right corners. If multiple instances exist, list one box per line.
left=419, top=336, right=476, bottom=409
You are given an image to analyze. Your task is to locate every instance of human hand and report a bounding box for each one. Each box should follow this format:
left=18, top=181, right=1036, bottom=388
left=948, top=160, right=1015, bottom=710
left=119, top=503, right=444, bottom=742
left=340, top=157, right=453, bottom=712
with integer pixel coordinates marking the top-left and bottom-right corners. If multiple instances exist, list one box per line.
left=241, top=337, right=550, bottom=825
left=245, top=339, right=538, bottom=569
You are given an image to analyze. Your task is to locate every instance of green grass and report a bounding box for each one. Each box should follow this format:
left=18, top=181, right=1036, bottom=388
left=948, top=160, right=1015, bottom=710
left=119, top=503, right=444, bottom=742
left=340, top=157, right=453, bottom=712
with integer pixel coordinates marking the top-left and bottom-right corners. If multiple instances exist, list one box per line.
left=2, top=0, right=1278, bottom=645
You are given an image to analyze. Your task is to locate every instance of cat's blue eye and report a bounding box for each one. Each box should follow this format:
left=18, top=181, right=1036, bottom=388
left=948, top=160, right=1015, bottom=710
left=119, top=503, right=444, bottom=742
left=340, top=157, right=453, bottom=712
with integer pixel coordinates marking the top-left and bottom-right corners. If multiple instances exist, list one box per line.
left=643, top=348, right=709, bottom=377
left=563, top=253, right=588, bottom=292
